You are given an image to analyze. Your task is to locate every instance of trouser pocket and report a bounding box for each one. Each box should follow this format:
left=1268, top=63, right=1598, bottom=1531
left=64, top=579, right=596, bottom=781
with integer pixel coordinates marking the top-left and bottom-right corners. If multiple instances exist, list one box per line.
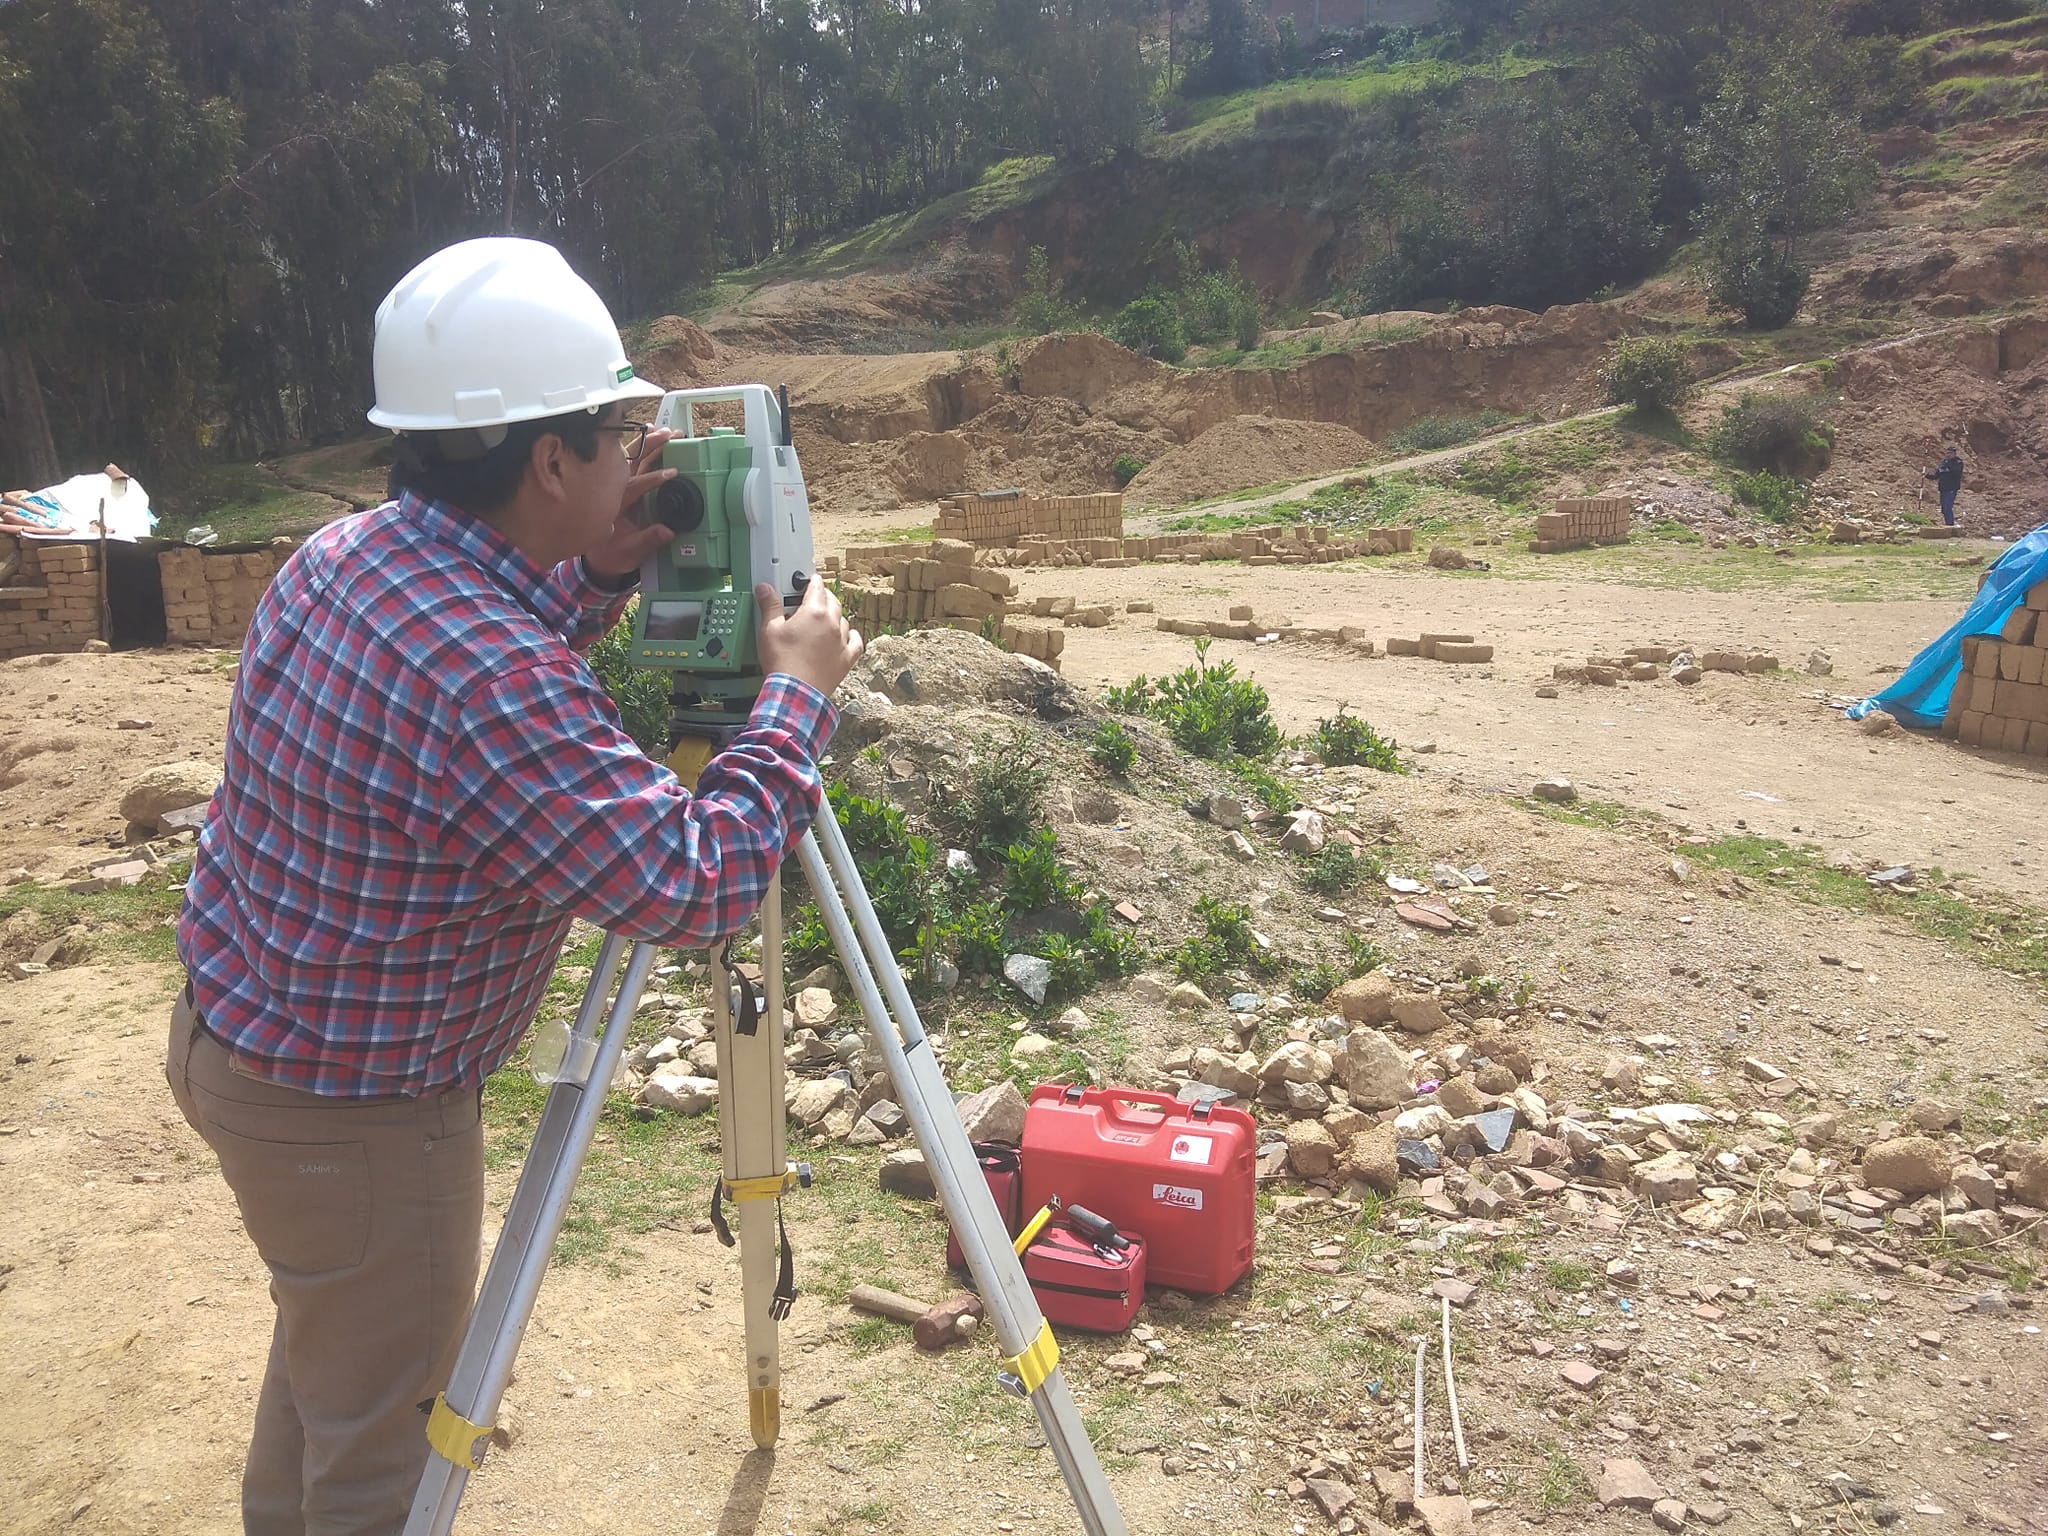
left=206, top=1124, right=373, bottom=1275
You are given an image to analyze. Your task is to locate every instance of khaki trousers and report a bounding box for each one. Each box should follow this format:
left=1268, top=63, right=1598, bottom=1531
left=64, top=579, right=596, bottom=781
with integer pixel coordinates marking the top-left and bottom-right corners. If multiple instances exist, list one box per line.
left=166, top=991, right=485, bottom=1536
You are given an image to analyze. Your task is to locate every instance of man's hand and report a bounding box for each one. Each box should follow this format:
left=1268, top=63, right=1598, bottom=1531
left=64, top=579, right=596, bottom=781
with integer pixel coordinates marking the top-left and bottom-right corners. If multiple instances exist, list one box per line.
left=757, top=578, right=863, bottom=698
left=585, top=426, right=678, bottom=584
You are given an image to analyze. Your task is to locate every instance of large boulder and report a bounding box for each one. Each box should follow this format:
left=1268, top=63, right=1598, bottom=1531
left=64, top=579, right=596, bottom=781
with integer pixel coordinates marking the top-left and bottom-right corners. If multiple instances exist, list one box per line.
left=2007, top=1139, right=2048, bottom=1207
left=1331, top=973, right=1397, bottom=1026
left=1340, top=1126, right=1400, bottom=1194
left=1336, top=1029, right=1414, bottom=1111
left=1285, top=1120, right=1339, bottom=1180
left=1861, top=1135, right=1951, bottom=1198
left=119, top=760, right=220, bottom=829
left=955, top=1081, right=1026, bottom=1144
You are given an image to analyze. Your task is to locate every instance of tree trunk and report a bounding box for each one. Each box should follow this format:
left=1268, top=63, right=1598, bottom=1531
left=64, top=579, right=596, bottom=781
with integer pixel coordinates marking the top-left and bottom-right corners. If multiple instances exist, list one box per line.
left=0, top=340, right=60, bottom=489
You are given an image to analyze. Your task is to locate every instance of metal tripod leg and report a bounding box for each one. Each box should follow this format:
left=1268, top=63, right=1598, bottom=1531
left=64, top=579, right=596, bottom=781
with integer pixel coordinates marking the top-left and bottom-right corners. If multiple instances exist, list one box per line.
left=403, top=933, right=657, bottom=1536
left=712, top=879, right=795, bottom=1448
left=795, top=819, right=1129, bottom=1536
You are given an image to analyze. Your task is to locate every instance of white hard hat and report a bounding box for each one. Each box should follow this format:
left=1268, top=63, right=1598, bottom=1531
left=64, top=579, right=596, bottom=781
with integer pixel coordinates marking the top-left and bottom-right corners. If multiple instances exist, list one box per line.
left=367, top=237, right=662, bottom=433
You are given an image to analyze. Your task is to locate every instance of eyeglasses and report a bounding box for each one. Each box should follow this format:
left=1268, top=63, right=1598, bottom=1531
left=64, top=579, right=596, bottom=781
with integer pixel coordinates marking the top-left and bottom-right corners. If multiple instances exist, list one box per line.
left=596, top=421, right=652, bottom=460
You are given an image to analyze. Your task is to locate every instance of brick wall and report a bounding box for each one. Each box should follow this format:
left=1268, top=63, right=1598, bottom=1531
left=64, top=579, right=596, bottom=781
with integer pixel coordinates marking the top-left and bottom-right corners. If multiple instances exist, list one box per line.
left=0, top=537, right=104, bottom=658
left=159, top=547, right=287, bottom=647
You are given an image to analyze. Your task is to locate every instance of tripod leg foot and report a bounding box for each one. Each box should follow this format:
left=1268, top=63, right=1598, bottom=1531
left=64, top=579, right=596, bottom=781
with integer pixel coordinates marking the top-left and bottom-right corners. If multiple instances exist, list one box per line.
left=749, top=1387, right=780, bottom=1449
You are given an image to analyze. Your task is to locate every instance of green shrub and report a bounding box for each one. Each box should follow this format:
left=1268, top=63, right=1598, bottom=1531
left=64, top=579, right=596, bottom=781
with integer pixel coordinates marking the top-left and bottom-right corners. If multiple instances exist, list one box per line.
left=819, top=782, right=935, bottom=957
left=1152, top=640, right=1281, bottom=761
left=1307, top=707, right=1405, bottom=773
left=1386, top=409, right=1512, bottom=454
left=1299, top=843, right=1366, bottom=896
left=1173, top=894, right=1278, bottom=981
left=1109, top=297, right=1187, bottom=363
left=1078, top=900, right=1146, bottom=978
left=1601, top=336, right=1695, bottom=413
left=1731, top=470, right=1808, bottom=524
left=1110, top=454, right=1145, bottom=488
left=949, top=730, right=1051, bottom=854
left=946, top=899, right=1011, bottom=977
left=1103, top=675, right=1154, bottom=715
left=1229, top=755, right=1299, bottom=814
left=999, top=827, right=1081, bottom=912
left=1707, top=392, right=1836, bottom=476
left=1343, top=932, right=1390, bottom=977
left=1015, top=246, right=1080, bottom=335
left=1088, top=719, right=1138, bottom=777
left=1706, top=253, right=1811, bottom=331
left=586, top=603, right=671, bottom=756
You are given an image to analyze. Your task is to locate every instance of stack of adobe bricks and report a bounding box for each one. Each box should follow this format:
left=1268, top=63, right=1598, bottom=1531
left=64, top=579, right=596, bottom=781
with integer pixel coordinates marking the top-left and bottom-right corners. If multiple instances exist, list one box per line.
left=0, top=538, right=101, bottom=657
left=1387, top=631, right=1495, bottom=663
left=1946, top=580, right=2048, bottom=755
left=159, top=546, right=288, bottom=646
left=934, top=491, right=1124, bottom=546
left=838, top=538, right=1017, bottom=631
left=1530, top=497, right=1631, bottom=553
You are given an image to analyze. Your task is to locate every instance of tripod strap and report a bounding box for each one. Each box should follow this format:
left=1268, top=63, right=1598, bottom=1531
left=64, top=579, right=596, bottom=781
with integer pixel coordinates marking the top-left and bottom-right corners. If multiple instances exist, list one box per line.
left=717, top=938, right=765, bottom=1036
left=770, top=1200, right=797, bottom=1320
left=710, top=1167, right=798, bottom=1250
left=1001, top=1321, right=1060, bottom=1395
left=424, top=1394, right=492, bottom=1471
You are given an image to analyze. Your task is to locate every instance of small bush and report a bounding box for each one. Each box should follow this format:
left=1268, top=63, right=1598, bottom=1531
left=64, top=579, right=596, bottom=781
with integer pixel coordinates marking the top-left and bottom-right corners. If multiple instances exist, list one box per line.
left=1173, top=895, right=1278, bottom=981
left=1103, top=675, right=1154, bottom=715
left=949, top=729, right=1051, bottom=855
left=1109, top=296, right=1187, bottom=363
left=1707, top=392, right=1836, bottom=476
left=1386, top=409, right=1512, bottom=454
left=1230, top=755, right=1300, bottom=814
left=1153, top=640, right=1281, bottom=761
left=999, top=827, right=1081, bottom=912
left=1088, top=719, right=1138, bottom=777
left=1078, top=900, right=1146, bottom=978
left=947, top=898, right=1011, bottom=977
left=1111, top=454, right=1145, bottom=488
left=1707, top=253, right=1810, bottom=331
left=1299, top=844, right=1366, bottom=896
left=1308, top=707, right=1405, bottom=772
left=1731, top=470, right=1808, bottom=524
left=1015, top=246, right=1079, bottom=335
left=1601, top=336, right=1695, bottom=413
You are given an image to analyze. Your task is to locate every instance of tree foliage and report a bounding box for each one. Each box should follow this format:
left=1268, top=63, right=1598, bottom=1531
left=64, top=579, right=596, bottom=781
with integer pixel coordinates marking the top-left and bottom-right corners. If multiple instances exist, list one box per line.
left=0, top=0, right=1151, bottom=485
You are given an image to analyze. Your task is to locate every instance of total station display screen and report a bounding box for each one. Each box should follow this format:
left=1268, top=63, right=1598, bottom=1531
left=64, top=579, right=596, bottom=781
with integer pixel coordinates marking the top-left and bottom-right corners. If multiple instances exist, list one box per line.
left=645, top=601, right=705, bottom=642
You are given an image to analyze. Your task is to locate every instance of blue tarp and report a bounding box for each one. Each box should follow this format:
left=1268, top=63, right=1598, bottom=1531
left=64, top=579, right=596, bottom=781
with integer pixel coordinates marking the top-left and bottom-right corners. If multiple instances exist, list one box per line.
left=1848, top=523, right=2048, bottom=729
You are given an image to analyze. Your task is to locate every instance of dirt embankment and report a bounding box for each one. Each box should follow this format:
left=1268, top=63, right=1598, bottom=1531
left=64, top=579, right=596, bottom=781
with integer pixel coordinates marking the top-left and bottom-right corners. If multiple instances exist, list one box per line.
left=653, top=305, right=1630, bottom=512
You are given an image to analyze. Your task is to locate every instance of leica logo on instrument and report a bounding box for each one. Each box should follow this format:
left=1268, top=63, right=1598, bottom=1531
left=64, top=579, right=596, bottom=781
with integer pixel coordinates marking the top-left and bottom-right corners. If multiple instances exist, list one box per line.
left=1152, top=1183, right=1203, bottom=1211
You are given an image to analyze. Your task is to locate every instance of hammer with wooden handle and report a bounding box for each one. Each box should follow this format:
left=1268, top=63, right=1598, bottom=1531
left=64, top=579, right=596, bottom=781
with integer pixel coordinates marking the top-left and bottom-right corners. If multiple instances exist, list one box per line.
left=848, top=1284, right=985, bottom=1351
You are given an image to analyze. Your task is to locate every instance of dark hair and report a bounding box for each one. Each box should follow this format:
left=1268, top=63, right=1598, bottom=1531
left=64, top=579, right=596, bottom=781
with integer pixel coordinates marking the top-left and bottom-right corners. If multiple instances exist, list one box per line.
left=389, top=410, right=604, bottom=514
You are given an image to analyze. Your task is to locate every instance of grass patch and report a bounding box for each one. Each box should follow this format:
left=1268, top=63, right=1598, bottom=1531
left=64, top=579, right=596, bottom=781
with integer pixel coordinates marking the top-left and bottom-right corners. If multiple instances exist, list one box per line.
left=1198, top=314, right=1429, bottom=370
left=1692, top=834, right=2048, bottom=993
left=1386, top=409, right=1518, bottom=455
left=1539, top=1446, right=1593, bottom=1511
left=0, top=863, right=191, bottom=965
left=1524, top=797, right=1662, bottom=833
left=161, top=461, right=342, bottom=542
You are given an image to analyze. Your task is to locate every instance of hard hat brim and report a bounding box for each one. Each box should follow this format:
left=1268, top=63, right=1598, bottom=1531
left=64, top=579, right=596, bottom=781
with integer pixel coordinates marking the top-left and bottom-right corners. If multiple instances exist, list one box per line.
left=368, top=374, right=664, bottom=432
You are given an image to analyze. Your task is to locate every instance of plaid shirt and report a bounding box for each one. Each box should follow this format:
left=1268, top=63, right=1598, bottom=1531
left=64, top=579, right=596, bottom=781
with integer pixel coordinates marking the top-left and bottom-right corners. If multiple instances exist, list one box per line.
left=177, top=493, right=834, bottom=1098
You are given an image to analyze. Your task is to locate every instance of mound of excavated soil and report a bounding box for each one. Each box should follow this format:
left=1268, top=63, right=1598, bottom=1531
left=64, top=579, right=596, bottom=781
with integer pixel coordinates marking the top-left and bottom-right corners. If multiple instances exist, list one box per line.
left=637, top=315, right=721, bottom=385
left=1124, top=414, right=1378, bottom=507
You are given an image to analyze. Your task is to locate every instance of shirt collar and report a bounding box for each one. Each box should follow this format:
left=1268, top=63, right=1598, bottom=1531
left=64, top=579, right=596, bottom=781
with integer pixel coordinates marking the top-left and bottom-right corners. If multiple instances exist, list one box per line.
left=398, top=490, right=557, bottom=616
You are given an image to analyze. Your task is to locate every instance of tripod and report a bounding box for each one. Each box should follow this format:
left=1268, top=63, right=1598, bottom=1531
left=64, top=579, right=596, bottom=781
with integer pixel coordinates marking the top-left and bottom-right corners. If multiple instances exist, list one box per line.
left=403, top=807, right=1128, bottom=1534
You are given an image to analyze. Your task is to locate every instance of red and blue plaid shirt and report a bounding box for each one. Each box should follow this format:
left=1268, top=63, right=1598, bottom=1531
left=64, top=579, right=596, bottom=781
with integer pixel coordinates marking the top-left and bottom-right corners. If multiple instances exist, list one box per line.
left=177, top=493, right=833, bottom=1098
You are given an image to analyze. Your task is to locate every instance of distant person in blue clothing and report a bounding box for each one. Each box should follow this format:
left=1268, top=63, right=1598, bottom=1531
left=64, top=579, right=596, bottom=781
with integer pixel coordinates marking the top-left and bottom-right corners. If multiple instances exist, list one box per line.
left=1924, top=444, right=1966, bottom=527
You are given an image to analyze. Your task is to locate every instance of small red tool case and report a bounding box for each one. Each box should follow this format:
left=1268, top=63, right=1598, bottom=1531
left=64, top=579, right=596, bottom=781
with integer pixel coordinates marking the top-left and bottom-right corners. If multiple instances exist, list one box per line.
left=1022, top=1214, right=1147, bottom=1333
left=946, top=1142, right=1023, bottom=1270
left=1020, top=1084, right=1256, bottom=1295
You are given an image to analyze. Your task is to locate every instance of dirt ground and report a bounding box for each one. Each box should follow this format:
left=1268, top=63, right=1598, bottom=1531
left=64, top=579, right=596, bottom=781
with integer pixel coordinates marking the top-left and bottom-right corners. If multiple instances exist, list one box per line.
left=4, top=541, right=2047, bottom=1535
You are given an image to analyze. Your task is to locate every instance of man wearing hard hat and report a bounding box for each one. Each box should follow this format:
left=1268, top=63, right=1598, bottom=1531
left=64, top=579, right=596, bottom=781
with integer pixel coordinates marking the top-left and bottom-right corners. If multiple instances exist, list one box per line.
left=165, top=238, right=862, bottom=1534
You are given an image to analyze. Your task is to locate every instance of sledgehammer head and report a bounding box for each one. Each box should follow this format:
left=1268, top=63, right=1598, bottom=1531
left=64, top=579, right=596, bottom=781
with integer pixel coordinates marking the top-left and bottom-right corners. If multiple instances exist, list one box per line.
left=913, top=1294, right=984, bottom=1352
